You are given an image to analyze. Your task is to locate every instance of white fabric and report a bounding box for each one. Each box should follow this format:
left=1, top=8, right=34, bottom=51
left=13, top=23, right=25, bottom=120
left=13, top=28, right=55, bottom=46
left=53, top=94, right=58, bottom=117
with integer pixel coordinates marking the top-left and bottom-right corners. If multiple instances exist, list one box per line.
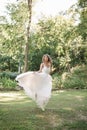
left=16, top=66, right=52, bottom=109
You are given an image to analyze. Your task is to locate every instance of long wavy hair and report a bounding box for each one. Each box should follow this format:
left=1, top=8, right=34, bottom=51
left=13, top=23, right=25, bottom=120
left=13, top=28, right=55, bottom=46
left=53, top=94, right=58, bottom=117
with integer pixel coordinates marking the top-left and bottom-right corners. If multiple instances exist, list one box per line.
left=42, top=54, right=52, bottom=64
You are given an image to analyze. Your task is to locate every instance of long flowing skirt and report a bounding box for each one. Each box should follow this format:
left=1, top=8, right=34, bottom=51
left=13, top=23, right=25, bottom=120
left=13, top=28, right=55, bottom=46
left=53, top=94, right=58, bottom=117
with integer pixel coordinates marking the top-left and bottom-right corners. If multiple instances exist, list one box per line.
left=16, top=71, right=52, bottom=109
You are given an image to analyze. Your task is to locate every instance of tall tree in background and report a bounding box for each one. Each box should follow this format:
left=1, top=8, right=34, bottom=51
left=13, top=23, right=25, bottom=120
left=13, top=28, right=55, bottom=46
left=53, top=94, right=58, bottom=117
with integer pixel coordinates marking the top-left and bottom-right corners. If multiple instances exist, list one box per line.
left=0, top=2, right=28, bottom=72
left=24, top=0, right=32, bottom=72
left=78, top=0, right=87, bottom=40
left=78, top=0, right=87, bottom=63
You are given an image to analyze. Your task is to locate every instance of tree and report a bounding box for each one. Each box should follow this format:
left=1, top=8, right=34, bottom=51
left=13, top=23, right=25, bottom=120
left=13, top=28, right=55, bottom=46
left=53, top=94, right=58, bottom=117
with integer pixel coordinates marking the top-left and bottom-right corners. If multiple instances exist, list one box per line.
left=24, top=0, right=32, bottom=72
left=78, top=0, right=87, bottom=40
left=78, top=0, right=87, bottom=63
left=0, top=2, right=28, bottom=72
left=30, top=14, right=82, bottom=72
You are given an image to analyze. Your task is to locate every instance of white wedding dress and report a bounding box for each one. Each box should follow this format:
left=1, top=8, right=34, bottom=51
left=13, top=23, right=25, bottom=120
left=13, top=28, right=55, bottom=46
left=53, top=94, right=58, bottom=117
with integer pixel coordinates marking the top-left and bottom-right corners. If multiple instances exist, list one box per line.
left=16, top=66, right=52, bottom=110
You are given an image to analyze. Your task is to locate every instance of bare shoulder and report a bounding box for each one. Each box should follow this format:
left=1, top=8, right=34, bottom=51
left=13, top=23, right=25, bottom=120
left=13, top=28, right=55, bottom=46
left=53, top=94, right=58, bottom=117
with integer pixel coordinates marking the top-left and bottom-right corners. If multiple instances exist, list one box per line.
left=40, top=63, right=44, bottom=67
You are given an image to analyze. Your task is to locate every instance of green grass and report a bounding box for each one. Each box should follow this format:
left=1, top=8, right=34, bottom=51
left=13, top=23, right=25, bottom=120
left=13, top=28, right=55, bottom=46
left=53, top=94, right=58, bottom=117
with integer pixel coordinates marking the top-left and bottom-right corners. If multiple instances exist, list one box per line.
left=0, top=90, right=87, bottom=130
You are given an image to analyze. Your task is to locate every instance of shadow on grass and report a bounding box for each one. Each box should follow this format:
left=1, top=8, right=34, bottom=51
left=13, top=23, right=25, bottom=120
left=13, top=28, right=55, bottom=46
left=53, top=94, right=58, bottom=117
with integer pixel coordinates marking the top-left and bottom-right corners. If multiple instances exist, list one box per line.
left=0, top=90, right=87, bottom=130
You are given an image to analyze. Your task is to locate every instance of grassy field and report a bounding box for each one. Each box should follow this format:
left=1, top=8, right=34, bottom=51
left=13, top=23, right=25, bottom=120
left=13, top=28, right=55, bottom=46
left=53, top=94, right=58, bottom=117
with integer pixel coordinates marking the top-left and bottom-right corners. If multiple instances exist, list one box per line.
left=0, top=90, right=87, bottom=130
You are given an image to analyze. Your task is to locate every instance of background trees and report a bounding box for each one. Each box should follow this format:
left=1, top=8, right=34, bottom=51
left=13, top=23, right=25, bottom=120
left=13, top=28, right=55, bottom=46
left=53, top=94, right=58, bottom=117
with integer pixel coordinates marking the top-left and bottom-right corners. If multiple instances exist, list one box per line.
left=0, top=0, right=86, bottom=72
left=0, top=0, right=87, bottom=90
left=78, top=0, right=87, bottom=64
left=0, top=1, right=28, bottom=72
left=24, top=0, right=32, bottom=72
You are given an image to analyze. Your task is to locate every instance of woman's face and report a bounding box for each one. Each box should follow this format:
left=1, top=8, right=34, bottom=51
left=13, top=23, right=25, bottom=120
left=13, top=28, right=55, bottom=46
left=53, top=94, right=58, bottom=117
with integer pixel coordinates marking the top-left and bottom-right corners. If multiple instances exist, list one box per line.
left=44, top=55, right=49, bottom=62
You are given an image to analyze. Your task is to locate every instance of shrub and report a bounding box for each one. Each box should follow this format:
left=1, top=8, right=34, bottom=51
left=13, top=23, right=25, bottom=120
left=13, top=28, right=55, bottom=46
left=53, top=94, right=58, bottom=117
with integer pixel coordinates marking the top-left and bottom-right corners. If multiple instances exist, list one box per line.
left=0, top=55, right=18, bottom=72
left=52, top=65, right=87, bottom=89
left=0, top=72, right=19, bottom=79
left=63, top=76, right=86, bottom=89
left=52, top=74, right=62, bottom=90
left=0, top=77, right=17, bottom=90
left=62, top=65, right=87, bottom=89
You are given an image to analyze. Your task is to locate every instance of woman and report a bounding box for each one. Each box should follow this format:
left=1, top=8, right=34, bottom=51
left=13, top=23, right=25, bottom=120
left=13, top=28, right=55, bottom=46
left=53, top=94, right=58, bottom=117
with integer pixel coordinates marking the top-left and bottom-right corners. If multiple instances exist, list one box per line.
left=16, top=54, right=52, bottom=111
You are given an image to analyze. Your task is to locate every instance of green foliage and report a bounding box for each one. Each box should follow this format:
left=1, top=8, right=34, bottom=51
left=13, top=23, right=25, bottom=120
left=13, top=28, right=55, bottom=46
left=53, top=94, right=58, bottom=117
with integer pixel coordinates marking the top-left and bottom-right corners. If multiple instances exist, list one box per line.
left=0, top=71, right=18, bottom=90
left=0, top=1, right=87, bottom=71
left=0, top=1, right=28, bottom=70
left=62, top=65, right=87, bottom=89
left=52, top=75, right=62, bottom=90
left=0, top=77, right=17, bottom=90
left=0, top=55, right=18, bottom=71
left=30, top=15, right=85, bottom=71
left=0, top=0, right=87, bottom=73
left=78, top=0, right=87, bottom=8
left=77, top=0, right=87, bottom=64
left=29, top=49, right=43, bottom=70
left=52, top=65, right=87, bottom=89
left=63, top=76, right=86, bottom=89
left=78, top=8, right=87, bottom=40
left=0, top=72, right=18, bottom=79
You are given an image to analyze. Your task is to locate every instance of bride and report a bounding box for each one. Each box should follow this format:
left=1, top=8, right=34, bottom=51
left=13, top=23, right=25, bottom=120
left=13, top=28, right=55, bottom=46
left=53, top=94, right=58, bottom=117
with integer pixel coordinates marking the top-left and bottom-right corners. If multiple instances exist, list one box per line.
left=16, top=54, right=52, bottom=111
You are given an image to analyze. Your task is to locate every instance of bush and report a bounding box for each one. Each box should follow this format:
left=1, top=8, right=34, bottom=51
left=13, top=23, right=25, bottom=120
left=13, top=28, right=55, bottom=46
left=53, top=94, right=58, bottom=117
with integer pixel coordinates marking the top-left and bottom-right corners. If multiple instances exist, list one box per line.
left=0, top=72, right=19, bottom=79
left=0, top=77, right=17, bottom=90
left=0, top=55, right=18, bottom=72
left=62, top=65, right=87, bottom=89
left=52, top=65, right=87, bottom=90
left=63, top=76, right=86, bottom=89
left=0, top=71, right=19, bottom=90
left=52, top=74, right=62, bottom=90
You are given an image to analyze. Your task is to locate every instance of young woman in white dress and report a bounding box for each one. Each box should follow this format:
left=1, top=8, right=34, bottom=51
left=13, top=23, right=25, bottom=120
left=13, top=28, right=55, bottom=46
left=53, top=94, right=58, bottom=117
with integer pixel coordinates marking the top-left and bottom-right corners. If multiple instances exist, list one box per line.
left=16, top=54, right=52, bottom=111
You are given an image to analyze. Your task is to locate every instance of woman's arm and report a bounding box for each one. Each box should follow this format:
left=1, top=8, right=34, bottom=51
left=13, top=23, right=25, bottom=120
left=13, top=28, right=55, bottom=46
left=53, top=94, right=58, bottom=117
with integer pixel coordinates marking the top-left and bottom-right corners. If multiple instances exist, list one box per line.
left=38, top=63, right=44, bottom=73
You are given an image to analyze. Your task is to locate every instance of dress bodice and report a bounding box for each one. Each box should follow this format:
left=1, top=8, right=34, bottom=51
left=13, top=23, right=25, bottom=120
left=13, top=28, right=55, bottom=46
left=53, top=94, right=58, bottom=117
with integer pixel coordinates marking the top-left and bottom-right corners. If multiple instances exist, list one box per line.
left=42, top=66, right=50, bottom=74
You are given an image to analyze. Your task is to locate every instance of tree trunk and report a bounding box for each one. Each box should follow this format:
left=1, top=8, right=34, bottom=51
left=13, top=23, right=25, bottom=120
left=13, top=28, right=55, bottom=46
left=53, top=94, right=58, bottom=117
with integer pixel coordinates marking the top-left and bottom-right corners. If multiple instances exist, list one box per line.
left=24, top=0, right=32, bottom=72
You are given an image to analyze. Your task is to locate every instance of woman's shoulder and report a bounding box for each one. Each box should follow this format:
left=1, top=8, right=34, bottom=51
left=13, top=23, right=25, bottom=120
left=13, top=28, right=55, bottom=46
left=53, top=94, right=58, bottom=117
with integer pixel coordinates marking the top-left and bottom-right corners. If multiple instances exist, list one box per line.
left=40, top=63, right=44, bottom=67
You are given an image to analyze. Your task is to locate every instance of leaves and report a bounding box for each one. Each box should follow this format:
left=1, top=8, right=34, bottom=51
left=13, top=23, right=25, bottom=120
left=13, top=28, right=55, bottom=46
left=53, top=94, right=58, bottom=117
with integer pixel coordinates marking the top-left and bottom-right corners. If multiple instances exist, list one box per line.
left=0, top=0, right=86, bottom=72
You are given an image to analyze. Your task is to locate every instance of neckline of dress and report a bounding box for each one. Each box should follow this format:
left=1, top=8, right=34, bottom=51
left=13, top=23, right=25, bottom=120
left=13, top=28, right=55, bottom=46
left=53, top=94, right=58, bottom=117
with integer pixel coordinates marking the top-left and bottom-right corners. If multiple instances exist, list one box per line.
left=43, top=65, right=50, bottom=68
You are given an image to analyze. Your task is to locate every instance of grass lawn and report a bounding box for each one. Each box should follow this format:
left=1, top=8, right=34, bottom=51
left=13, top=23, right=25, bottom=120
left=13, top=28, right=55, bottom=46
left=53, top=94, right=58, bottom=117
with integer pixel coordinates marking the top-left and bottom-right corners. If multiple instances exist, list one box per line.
left=0, top=90, right=87, bottom=130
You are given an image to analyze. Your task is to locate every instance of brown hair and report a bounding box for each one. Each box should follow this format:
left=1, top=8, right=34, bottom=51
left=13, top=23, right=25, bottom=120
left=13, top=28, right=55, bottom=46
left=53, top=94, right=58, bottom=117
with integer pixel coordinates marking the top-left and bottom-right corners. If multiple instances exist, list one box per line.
left=42, top=54, right=52, bottom=64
